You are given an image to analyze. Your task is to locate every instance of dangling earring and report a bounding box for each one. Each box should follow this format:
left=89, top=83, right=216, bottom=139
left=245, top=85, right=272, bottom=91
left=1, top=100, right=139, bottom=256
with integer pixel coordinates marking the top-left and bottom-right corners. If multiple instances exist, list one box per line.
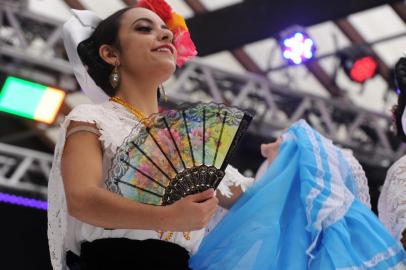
left=159, top=84, right=168, bottom=102
left=109, top=61, right=120, bottom=89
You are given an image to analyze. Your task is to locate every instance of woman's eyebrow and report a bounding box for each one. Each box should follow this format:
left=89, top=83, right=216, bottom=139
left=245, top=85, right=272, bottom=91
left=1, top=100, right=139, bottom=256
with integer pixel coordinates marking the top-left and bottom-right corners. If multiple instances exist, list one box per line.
left=131, top=17, right=153, bottom=26
left=131, top=17, right=169, bottom=30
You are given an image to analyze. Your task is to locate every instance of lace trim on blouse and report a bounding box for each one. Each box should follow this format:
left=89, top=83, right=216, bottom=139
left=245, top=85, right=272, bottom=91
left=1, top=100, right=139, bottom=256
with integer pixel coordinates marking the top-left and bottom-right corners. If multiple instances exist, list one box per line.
left=378, top=155, right=406, bottom=242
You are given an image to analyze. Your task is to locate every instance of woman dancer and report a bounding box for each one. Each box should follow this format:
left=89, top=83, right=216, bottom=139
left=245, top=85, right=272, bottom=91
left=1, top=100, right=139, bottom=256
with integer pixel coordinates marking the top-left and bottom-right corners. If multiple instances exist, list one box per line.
left=49, top=1, right=406, bottom=269
left=48, top=2, right=253, bottom=269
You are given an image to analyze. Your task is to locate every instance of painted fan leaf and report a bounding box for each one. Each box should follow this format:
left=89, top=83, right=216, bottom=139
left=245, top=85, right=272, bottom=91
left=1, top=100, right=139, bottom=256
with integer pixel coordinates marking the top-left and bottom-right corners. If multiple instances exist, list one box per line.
left=106, top=103, right=252, bottom=205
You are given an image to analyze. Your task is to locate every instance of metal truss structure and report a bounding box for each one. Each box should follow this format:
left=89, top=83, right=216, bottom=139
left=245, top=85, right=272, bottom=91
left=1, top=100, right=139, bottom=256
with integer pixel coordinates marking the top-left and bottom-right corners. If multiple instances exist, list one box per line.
left=0, top=0, right=76, bottom=90
left=167, top=60, right=406, bottom=167
left=0, top=142, right=51, bottom=198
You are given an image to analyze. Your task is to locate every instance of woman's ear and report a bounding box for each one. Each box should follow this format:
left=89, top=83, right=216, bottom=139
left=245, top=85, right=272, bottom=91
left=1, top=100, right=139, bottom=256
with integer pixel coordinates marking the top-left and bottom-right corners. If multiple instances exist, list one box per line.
left=99, top=44, right=120, bottom=66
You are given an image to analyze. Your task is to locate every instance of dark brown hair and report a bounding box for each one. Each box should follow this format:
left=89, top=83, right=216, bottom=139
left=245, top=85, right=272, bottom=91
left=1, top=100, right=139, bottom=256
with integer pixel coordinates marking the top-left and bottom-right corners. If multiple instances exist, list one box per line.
left=394, top=91, right=406, bottom=142
left=77, top=7, right=133, bottom=97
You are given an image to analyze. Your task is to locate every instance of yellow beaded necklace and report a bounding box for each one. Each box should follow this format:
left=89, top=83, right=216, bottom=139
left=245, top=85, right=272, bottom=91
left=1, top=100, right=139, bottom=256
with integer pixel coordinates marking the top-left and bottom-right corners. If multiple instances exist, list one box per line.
left=110, top=96, right=146, bottom=120
left=110, top=96, right=150, bottom=126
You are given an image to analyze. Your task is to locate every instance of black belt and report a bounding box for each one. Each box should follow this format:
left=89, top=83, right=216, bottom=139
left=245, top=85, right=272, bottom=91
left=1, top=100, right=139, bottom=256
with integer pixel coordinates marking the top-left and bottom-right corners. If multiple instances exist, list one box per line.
left=66, top=238, right=192, bottom=270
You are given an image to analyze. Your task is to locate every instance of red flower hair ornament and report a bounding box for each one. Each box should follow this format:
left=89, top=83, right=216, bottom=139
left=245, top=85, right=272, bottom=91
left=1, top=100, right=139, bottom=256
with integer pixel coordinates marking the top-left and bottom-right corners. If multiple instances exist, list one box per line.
left=137, top=0, right=197, bottom=67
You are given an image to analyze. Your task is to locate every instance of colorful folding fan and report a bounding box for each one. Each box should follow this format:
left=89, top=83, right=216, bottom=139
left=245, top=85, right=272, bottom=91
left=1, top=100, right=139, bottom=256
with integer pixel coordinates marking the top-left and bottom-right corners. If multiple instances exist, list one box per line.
left=106, top=103, right=252, bottom=205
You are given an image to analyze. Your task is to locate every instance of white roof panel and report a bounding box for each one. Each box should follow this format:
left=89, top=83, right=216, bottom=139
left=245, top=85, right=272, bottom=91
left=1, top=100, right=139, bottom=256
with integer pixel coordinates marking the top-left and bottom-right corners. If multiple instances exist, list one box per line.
left=199, top=0, right=243, bottom=11
left=307, top=21, right=351, bottom=56
left=167, top=0, right=194, bottom=18
left=348, top=4, right=406, bottom=42
left=347, top=75, right=389, bottom=113
left=266, top=65, right=329, bottom=98
left=273, top=66, right=329, bottom=97
left=373, top=38, right=406, bottom=67
left=28, top=0, right=72, bottom=21
left=244, top=38, right=284, bottom=70
left=199, top=51, right=246, bottom=75
left=80, top=0, right=126, bottom=19
left=319, top=56, right=390, bottom=113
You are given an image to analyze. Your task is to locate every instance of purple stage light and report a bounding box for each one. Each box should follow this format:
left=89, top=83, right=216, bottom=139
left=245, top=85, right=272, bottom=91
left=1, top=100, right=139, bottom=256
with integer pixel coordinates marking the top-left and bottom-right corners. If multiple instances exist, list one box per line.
left=280, top=27, right=316, bottom=65
left=0, top=192, right=47, bottom=210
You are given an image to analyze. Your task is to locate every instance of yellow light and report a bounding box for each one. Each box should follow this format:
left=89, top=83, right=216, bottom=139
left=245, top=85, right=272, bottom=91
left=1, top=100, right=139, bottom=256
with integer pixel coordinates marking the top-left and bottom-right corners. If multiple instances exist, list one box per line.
left=34, top=87, right=65, bottom=124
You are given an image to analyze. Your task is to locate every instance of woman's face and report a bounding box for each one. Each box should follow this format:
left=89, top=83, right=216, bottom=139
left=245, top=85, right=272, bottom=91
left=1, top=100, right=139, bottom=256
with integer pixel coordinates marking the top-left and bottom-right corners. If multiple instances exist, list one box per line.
left=116, top=8, right=177, bottom=82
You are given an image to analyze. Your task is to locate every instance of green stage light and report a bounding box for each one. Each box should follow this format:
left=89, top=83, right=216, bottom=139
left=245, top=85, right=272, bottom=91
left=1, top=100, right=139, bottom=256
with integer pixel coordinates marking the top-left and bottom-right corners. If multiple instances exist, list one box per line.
left=0, top=76, right=65, bottom=124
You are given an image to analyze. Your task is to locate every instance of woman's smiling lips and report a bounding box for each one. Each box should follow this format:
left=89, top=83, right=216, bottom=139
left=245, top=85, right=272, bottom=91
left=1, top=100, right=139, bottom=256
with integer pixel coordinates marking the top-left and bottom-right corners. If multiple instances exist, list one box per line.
left=152, top=44, right=175, bottom=55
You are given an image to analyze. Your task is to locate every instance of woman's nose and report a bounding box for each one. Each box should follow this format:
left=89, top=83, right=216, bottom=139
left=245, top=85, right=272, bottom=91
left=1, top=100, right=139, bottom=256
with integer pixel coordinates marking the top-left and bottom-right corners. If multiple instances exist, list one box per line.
left=159, top=28, right=173, bottom=43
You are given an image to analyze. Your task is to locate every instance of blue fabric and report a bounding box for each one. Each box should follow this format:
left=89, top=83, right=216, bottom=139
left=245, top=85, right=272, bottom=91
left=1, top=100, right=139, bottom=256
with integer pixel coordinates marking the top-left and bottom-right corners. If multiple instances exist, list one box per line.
left=189, top=120, right=406, bottom=270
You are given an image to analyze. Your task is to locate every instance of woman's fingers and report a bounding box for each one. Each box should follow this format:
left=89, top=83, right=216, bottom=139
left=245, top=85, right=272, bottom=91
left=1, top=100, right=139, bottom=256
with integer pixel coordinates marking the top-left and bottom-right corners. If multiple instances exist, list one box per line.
left=187, top=188, right=215, bottom=203
left=167, top=189, right=219, bottom=231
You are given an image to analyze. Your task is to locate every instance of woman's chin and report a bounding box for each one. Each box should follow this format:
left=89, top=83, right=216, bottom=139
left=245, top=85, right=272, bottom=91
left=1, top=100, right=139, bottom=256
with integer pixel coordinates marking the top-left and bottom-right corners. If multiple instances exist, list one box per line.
left=139, top=58, right=176, bottom=81
left=161, top=57, right=176, bottom=69
left=156, top=60, right=176, bottom=78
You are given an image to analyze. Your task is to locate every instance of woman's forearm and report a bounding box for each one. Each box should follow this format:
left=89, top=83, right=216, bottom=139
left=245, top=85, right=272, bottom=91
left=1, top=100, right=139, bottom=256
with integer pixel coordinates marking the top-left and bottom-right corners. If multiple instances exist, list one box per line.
left=67, top=185, right=170, bottom=231
left=67, top=184, right=219, bottom=232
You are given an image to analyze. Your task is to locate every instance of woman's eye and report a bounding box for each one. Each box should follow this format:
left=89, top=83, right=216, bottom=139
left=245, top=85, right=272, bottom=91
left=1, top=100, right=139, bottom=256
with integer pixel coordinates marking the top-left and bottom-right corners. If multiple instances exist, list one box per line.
left=136, top=26, right=152, bottom=32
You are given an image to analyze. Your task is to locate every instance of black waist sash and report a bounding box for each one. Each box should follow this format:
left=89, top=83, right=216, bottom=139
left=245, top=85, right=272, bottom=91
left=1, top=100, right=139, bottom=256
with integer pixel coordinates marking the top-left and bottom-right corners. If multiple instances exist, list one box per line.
left=66, top=238, right=192, bottom=270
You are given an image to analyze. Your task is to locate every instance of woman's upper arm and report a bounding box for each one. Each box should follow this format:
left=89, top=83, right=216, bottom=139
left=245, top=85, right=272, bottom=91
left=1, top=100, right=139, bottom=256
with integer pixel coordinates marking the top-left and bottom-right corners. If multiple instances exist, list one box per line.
left=61, top=121, right=103, bottom=209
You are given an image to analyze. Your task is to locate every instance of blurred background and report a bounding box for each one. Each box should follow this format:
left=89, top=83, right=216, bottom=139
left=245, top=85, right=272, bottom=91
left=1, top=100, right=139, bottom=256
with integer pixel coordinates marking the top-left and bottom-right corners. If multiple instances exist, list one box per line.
left=0, top=0, right=405, bottom=268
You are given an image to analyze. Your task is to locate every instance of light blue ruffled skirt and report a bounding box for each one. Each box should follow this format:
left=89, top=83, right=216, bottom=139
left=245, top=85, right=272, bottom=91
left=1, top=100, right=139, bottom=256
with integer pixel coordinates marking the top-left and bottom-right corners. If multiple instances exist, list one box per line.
left=190, top=120, right=406, bottom=270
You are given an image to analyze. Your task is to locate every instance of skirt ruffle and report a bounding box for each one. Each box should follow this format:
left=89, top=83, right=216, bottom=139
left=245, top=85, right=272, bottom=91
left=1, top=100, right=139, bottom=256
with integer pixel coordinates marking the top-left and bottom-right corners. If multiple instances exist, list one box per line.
left=189, top=121, right=406, bottom=270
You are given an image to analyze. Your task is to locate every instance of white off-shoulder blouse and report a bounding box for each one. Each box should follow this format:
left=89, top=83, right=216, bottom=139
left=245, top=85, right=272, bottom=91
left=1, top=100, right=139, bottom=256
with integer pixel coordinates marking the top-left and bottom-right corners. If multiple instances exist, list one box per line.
left=47, top=101, right=254, bottom=270
left=379, top=155, right=406, bottom=243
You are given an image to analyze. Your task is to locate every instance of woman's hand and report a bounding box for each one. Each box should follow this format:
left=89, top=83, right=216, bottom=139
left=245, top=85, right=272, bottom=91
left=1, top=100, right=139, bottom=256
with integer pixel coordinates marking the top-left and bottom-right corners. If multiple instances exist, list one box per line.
left=260, top=137, right=282, bottom=165
left=164, top=189, right=219, bottom=231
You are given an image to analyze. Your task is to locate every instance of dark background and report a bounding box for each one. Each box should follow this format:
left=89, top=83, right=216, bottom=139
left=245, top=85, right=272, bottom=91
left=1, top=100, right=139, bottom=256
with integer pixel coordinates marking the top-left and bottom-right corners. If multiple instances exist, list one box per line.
left=0, top=203, right=52, bottom=270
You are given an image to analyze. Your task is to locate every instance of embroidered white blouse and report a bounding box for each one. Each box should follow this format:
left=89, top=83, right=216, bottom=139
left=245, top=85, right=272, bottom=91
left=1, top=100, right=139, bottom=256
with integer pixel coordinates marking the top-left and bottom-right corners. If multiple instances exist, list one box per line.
left=47, top=101, right=254, bottom=270
left=378, top=155, right=406, bottom=242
